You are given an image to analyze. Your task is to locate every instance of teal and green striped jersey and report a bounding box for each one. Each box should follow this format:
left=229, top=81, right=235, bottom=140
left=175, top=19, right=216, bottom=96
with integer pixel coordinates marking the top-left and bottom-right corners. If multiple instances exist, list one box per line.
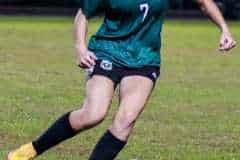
left=80, top=0, right=169, bottom=68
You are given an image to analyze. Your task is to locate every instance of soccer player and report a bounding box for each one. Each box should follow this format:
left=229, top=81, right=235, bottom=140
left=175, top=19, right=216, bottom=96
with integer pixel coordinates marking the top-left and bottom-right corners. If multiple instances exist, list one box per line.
left=8, top=0, right=236, bottom=160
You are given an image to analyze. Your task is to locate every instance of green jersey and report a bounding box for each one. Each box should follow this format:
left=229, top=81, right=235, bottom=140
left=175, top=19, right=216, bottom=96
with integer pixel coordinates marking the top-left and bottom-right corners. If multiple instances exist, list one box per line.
left=80, top=0, right=168, bottom=68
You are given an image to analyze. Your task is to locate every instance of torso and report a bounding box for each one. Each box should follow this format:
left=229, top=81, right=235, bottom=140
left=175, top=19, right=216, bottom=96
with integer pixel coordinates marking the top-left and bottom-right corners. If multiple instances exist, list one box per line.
left=88, top=0, right=169, bottom=68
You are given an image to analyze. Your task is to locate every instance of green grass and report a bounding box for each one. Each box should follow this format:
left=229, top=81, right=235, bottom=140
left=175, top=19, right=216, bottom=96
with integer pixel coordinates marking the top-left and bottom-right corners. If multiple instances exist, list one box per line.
left=0, top=16, right=240, bottom=160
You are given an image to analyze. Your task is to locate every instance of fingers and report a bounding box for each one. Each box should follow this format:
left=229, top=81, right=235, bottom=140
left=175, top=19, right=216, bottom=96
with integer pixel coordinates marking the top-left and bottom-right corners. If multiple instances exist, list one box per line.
left=226, top=41, right=236, bottom=51
left=219, top=38, right=236, bottom=52
left=219, top=41, right=225, bottom=51
left=77, top=51, right=97, bottom=69
left=220, top=40, right=236, bottom=52
left=79, top=58, right=92, bottom=68
left=219, top=36, right=229, bottom=51
left=89, top=52, right=98, bottom=61
left=85, top=54, right=96, bottom=66
left=219, top=40, right=229, bottom=51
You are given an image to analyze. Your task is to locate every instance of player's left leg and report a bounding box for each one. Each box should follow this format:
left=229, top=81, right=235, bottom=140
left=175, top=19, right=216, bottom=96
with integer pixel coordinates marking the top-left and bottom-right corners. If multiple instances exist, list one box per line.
left=89, top=76, right=155, bottom=160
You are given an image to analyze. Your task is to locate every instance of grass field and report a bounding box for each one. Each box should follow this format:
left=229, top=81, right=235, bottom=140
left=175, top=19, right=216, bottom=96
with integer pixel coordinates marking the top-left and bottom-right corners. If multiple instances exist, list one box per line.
left=0, top=16, right=240, bottom=160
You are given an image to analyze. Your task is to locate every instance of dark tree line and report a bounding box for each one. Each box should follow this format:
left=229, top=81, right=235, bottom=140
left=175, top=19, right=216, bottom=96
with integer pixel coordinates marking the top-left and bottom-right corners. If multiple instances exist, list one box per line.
left=0, top=0, right=77, bottom=6
left=0, top=0, right=194, bottom=8
left=0, top=0, right=239, bottom=19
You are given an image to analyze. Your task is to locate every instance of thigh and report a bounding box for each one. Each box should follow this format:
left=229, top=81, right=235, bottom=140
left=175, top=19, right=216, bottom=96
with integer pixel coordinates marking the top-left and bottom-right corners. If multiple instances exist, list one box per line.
left=118, top=76, right=154, bottom=115
left=113, top=76, right=154, bottom=129
left=84, top=75, right=115, bottom=113
left=72, top=75, right=115, bottom=120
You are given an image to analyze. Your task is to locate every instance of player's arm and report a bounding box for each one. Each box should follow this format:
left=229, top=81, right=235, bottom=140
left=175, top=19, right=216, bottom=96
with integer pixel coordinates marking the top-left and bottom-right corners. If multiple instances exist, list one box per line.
left=74, top=9, right=97, bottom=69
left=196, top=0, right=237, bottom=52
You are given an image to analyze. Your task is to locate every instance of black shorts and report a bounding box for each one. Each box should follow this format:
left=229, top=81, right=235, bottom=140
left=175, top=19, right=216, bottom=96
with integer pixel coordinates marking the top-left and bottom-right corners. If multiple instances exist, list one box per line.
left=87, top=60, right=160, bottom=86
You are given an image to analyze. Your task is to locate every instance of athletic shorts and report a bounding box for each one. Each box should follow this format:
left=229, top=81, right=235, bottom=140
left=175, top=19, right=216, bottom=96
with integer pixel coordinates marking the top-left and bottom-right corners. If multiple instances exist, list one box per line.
left=87, top=59, right=160, bottom=86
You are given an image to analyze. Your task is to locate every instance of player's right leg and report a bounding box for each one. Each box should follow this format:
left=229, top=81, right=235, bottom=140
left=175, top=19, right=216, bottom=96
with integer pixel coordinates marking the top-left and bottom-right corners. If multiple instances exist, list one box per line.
left=8, top=75, right=115, bottom=160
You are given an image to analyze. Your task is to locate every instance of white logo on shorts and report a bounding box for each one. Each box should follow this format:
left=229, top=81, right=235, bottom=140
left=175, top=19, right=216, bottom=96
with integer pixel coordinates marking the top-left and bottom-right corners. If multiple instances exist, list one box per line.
left=100, top=60, right=113, bottom=71
left=152, top=72, right=158, bottom=79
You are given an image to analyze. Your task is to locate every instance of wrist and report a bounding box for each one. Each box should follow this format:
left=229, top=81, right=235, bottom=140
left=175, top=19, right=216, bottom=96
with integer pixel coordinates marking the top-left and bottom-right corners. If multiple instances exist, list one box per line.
left=75, top=44, right=88, bottom=53
left=220, top=24, right=230, bottom=34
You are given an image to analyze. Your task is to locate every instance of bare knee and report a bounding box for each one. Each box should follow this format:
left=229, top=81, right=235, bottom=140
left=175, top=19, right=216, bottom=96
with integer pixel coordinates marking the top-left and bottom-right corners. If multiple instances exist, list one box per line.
left=70, top=104, right=107, bottom=131
left=84, top=109, right=107, bottom=126
left=110, top=112, right=137, bottom=141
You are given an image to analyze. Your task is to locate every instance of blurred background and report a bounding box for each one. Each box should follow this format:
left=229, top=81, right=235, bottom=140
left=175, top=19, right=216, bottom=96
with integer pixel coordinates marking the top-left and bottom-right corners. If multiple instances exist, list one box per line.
left=0, top=0, right=240, bottom=19
left=0, top=1, right=239, bottom=160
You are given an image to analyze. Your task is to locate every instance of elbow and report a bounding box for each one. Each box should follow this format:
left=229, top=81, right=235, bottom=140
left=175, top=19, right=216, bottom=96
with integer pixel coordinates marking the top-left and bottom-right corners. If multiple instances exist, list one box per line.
left=196, top=0, right=209, bottom=12
left=196, top=0, right=214, bottom=6
left=74, top=9, right=85, bottom=24
left=196, top=0, right=205, bottom=5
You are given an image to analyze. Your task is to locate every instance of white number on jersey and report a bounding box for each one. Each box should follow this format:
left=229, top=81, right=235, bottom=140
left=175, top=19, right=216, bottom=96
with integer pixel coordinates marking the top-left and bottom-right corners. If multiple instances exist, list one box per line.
left=140, top=3, right=149, bottom=22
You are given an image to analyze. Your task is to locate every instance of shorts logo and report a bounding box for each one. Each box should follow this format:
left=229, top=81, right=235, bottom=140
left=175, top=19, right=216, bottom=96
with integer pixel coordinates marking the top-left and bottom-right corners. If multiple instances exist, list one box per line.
left=100, top=60, right=113, bottom=71
left=152, top=72, right=158, bottom=80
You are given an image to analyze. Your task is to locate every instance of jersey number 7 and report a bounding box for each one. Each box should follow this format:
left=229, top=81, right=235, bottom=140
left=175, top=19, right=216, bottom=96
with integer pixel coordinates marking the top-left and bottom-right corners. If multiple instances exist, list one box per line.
left=140, top=3, right=149, bottom=22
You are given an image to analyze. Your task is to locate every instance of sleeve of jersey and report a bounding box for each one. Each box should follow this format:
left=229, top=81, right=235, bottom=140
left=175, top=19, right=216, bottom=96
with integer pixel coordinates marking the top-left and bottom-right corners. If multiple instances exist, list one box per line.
left=79, top=0, right=105, bottom=18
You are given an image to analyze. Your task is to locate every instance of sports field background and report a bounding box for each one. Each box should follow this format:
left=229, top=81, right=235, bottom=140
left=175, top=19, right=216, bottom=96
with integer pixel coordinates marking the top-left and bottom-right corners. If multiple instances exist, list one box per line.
left=0, top=16, right=239, bottom=160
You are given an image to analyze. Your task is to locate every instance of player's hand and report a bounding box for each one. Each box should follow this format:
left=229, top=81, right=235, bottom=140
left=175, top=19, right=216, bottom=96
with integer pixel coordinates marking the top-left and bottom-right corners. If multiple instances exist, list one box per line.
left=76, top=46, right=97, bottom=69
left=219, top=31, right=237, bottom=52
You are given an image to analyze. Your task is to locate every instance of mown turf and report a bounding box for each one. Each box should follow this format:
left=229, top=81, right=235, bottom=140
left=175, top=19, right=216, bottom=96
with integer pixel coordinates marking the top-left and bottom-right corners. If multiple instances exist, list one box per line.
left=0, top=16, right=239, bottom=160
